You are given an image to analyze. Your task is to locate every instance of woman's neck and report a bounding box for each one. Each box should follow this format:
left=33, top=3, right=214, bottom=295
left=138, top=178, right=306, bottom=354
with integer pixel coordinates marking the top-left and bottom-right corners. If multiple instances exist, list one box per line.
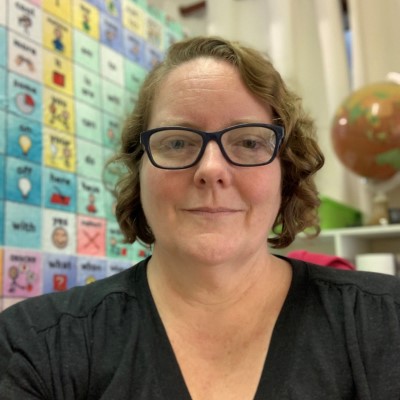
left=147, top=247, right=292, bottom=322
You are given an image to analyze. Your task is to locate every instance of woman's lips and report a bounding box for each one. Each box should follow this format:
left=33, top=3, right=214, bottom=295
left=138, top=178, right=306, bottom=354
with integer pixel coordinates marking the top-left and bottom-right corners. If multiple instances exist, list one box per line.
left=185, top=207, right=242, bottom=214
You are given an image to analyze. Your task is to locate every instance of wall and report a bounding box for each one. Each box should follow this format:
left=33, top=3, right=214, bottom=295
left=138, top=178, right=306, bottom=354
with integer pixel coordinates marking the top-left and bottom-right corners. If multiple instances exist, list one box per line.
left=0, top=0, right=185, bottom=310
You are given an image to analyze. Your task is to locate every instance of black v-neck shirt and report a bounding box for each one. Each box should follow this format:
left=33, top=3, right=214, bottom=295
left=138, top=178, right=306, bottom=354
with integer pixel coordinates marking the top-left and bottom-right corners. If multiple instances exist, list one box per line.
left=1, top=256, right=400, bottom=399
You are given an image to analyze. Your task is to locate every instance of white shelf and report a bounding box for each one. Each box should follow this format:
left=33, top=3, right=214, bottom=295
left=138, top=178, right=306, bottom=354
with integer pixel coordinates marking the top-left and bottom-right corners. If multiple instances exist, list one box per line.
left=276, top=224, right=400, bottom=267
left=319, top=224, right=400, bottom=239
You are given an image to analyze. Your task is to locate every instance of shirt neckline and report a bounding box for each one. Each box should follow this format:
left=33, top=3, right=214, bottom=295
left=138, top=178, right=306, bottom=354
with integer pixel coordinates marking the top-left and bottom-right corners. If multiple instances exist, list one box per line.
left=137, top=256, right=307, bottom=399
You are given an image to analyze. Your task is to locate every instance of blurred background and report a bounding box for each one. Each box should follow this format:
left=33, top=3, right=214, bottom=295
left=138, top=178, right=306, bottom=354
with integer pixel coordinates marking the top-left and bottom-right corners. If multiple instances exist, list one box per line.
left=0, top=0, right=399, bottom=308
left=152, top=0, right=400, bottom=217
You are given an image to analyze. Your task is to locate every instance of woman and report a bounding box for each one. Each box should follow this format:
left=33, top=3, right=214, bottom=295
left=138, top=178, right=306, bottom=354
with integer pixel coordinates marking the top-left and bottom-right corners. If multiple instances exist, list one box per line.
left=1, top=36, right=400, bottom=400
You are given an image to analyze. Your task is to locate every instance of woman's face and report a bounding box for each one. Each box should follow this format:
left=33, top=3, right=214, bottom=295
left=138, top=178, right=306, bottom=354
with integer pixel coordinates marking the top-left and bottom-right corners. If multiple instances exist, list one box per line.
left=140, top=57, right=282, bottom=265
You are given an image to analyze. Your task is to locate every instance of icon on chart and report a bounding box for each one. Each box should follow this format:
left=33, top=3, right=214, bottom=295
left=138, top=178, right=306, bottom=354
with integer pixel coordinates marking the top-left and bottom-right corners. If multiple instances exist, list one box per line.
left=50, top=141, right=58, bottom=160
left=86, top=193, right=97, bottom=213
left=18, top=177, right=32, bottom=198
left=50, top=186, right=71, bottom=206
left=51, top=226, right=69, bottom=249
left=82, top=12, right=90, bottom=33
left=53, top=71, right=66, bottom=87
left=63, top=145, right=72, bottom=167
left=109, top=237, right=128, bottom=256
left=15, top=93, right=36, bottom=114
left=85, top=275, right=96, bottom=285
left=8, top=264, right=36, bottom=293
left=49, top=139, right=72, bottom=168
left=52, top=26, right=65, bottom=52
left=83, top=231, right=100, bottom=250
left=19, top=135, right=32, bottom=155
left=109, top=199, right=117, bottom=216
left=107, top=128, right=116, bottom=143
left=130, top=40, right=141, bottom=60
left=107, top=0, right=118, bottom=17
left=18, top=15, right=32, bottom=34
left=15, top=55, right=35, bottom=72
left=105, top=26, right=117, bottom=43
left=138, top=248, right=151, bottom=259
left=49, top=99, right=70, bottom=130
left=53, top=274, right=68, bottom=291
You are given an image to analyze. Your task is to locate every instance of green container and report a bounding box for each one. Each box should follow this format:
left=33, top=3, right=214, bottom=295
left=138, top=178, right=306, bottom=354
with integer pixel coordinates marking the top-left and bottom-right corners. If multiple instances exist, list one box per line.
left=319, top=196, right=363, bottom=229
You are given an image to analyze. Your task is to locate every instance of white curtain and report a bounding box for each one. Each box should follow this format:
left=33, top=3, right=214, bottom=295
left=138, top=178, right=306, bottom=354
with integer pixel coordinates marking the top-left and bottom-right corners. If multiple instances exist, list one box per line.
left=206, top=0, right=400, bottom=213
left=349, top=0, right=400, bottom=89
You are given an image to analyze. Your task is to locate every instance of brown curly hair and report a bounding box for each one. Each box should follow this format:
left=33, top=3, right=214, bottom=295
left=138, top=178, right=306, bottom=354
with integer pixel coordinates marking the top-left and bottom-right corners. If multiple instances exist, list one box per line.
left=108, top=36, right=324, bottom=249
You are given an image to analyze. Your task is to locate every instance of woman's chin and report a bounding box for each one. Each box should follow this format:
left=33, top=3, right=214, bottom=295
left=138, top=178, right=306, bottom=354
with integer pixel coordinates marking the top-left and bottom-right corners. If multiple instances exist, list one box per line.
left=176, top=238, right=247, bottom=267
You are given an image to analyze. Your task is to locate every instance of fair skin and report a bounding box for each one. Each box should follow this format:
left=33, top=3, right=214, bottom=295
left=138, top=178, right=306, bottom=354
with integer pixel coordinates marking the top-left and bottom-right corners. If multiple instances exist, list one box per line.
left=140, top=57, right=292, bottom=400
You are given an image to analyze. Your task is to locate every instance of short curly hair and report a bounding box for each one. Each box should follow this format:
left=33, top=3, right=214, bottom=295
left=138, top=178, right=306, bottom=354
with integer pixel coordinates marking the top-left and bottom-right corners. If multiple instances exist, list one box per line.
left=109, top=36, right=324, bottom=249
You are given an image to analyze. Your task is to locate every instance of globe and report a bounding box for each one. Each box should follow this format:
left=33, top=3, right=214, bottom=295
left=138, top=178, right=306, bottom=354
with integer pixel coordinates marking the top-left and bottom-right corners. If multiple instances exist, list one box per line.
left=331, top=81, right=400, bottom=180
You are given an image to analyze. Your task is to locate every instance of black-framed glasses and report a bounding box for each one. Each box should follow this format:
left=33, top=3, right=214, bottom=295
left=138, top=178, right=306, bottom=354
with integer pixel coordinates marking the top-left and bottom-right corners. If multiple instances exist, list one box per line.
left=140, top=123, right=285, bottom=170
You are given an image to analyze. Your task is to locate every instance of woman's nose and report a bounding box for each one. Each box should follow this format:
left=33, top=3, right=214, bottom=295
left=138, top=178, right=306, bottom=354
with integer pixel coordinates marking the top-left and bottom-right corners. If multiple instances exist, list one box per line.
left=193, top=141, right=233, bottom=187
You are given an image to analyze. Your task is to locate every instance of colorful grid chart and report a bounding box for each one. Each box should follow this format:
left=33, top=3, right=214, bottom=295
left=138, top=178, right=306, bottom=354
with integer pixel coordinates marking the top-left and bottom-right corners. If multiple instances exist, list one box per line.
left=0, top=0, right=185, bottom=311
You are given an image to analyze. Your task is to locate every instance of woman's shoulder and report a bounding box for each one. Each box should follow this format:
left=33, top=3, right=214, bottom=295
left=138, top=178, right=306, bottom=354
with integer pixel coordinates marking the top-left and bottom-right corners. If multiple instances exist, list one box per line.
left=0, top=259, right=151, bottom=398
left=0, top=259, right=147, bottom=332
left=288, top=256, right=400, bottom=303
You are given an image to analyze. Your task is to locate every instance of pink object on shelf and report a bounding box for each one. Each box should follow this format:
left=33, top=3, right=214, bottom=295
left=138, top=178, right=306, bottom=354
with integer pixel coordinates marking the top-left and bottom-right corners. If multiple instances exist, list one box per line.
left=287, top=250, right=356, bottom=271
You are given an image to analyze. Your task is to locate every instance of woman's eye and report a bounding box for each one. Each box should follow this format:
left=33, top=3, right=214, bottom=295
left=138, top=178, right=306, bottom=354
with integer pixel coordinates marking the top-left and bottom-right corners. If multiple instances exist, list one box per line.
left=235, top=137, right=266, bottom=150
left=160, top=138, right=199, bottom=152
left=168, top=139, right=187, bottom=149
left=240, top=139, right=259, bottom=149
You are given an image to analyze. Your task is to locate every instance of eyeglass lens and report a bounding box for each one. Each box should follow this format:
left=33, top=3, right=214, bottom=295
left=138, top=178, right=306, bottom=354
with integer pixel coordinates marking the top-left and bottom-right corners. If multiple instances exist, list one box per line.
left=148, top=126, right=277, bottom=168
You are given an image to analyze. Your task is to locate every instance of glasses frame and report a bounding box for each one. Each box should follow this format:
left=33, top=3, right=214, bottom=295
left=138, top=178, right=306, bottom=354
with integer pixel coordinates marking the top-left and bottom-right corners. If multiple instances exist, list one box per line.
left=140, top=123, right=285, bottom=170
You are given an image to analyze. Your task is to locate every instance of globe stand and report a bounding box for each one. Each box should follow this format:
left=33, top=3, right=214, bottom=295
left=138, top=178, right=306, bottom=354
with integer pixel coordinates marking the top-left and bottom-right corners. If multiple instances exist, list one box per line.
left=363, top=171, right=400, bottom=225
